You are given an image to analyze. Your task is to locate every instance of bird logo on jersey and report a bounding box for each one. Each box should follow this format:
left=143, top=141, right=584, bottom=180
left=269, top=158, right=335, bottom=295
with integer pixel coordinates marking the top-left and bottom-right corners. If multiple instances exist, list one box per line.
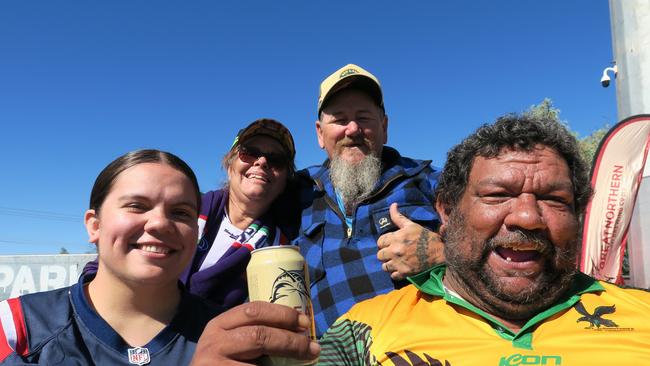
left=574, top=302, right=618, bottom=329
left=128, top=347, right=151, bottom=365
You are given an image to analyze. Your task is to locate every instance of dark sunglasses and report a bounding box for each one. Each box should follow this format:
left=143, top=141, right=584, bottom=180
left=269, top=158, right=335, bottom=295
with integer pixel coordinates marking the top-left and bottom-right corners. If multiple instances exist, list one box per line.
left=238, top=145, right=289, bottom=169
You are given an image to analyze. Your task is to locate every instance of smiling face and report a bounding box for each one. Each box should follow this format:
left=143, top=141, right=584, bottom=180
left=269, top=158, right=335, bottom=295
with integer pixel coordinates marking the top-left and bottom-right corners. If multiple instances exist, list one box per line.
left=437, top=146, right=580, bottom=320
left=85, top=162, right=199, bottom=286
left=316, top=88, right=388, bottom=164
left=227, top=135, right=288, bottom=211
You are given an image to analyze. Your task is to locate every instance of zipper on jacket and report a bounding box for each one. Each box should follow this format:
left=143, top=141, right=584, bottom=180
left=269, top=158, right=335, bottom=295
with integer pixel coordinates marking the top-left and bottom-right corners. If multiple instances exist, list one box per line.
left=359, top=172, right=407, bottom=205
left=315, top=171, right=408, bottom=240
left=315, top=178, right=356, bottom=240
left=314, top=177, right=349, bottom=227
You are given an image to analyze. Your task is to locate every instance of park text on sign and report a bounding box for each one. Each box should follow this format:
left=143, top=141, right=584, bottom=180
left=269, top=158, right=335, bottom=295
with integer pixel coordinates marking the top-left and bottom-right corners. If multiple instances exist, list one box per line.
left=0, top=255, right=94, bottom=300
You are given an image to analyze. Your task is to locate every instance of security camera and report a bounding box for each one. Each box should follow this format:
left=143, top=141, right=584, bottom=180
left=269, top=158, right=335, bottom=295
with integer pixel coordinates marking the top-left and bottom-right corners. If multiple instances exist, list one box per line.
left=600, top=73, right=610, bottom=88
left=600, top=65, right=617, bottom=88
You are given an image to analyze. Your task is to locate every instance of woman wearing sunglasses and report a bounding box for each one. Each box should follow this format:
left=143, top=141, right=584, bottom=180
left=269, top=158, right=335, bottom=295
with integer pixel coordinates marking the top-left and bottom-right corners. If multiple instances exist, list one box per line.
left=178, top=118, right=298, bottom=309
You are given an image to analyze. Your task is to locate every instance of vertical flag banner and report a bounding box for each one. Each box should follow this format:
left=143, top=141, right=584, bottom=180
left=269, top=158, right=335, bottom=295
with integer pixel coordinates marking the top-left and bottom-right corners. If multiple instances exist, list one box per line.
left=580, top=114, right=650, bottom=283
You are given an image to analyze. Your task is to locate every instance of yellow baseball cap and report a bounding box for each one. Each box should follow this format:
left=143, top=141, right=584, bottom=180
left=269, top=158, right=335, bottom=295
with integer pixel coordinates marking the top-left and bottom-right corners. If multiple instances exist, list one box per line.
left=317, top=64, right=384, bottom=116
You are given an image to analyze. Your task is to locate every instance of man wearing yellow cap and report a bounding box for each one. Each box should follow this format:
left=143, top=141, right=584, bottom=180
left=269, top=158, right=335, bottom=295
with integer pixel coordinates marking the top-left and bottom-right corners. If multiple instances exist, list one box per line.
left=295, top=64, right=444, bottom=337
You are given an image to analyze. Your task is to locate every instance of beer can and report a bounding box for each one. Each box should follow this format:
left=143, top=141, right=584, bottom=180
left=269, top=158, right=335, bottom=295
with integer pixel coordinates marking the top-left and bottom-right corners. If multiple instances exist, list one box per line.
left=247, top=246, right=316, bottom=366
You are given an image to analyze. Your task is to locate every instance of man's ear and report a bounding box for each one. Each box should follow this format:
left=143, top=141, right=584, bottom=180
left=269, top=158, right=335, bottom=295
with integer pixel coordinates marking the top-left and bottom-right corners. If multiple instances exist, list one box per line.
left=316, top=120, right=325, bottom=149
left=435, top=201, right=450, bottom=236
left=84, top=209, right=100, bottom=244
left=381, top=114, right=388, bottom=145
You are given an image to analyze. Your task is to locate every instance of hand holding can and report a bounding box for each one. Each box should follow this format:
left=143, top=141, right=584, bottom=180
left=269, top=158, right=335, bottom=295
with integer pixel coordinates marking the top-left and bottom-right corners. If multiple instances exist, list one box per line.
left=247, top=246, right=317, bottom=366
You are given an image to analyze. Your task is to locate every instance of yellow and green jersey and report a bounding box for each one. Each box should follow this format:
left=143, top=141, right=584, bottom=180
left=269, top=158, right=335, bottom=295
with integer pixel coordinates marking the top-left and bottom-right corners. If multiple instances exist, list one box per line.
left=318, top=265, right=650, bottom=366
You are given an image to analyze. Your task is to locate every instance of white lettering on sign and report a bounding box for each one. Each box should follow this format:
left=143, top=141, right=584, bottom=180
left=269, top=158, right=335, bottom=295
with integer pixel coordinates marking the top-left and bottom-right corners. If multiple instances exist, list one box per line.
left=11, top=266, right=37, bottom=298
left=0, top=256, right=95, bottom=301
left=69, top=265, right=80, bottom=285
left=0, top=265, right=15, bottom=293
left=39, top=265, right=67, bottom=291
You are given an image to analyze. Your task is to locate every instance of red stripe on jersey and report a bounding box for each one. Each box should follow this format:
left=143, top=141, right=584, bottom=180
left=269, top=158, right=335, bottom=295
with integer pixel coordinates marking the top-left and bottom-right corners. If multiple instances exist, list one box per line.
left=7, top=299, right=28, bottom=356
left=0, top=316, right=13, bottom=362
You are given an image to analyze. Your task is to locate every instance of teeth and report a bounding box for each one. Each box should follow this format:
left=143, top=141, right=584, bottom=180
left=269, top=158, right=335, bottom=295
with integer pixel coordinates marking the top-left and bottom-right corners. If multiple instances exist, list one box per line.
left=140, top=245, right=170, bottom=254
left=502, top=245, right=525, bottom=251
left=248, top=174, right=268, bottom=182
left=506, top=257, right=512, bottom=262
left=499, top=244, right=539, bottom=252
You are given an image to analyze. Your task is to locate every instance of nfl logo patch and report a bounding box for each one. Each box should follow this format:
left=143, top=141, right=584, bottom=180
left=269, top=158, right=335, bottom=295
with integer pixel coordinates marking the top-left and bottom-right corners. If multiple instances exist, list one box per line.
left=128, top=347, right=151, bottom=365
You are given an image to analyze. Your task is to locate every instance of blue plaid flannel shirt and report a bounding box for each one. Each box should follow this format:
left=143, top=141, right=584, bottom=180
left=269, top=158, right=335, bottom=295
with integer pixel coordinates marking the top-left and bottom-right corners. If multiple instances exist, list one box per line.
left=294, top=146, right=440, bottom=337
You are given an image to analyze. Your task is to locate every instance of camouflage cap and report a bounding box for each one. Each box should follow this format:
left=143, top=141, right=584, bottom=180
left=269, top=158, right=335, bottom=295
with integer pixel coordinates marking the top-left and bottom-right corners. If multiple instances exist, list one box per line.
left=232, top=118, right=295, bottom=159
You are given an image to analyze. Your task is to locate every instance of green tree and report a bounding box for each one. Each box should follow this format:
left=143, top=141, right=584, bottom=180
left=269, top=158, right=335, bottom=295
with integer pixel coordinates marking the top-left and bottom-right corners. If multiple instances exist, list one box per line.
left=525, top=98, right=610, bottom=166
left=526, top=98, right=561, bottom=121
left=576, top=126, right=609, bottom=168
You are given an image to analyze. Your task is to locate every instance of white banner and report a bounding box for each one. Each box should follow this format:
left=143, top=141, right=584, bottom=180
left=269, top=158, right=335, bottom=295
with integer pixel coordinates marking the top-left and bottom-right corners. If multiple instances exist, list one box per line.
left=580, top=115, right=650, bottom=283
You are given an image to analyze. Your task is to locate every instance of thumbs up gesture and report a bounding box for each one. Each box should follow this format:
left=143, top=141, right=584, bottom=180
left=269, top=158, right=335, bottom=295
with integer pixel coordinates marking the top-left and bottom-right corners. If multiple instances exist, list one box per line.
left=376, top=203, right=445, bottom=280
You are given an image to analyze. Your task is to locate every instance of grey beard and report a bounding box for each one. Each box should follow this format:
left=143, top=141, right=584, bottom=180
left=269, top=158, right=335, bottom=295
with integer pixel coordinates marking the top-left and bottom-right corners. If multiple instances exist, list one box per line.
left=330, top=154, right=382, bottom=213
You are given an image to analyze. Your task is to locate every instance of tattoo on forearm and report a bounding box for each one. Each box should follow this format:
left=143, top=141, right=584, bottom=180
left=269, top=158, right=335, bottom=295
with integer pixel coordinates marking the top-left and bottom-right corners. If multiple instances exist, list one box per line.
left=416, top=229, right=430, bottom=271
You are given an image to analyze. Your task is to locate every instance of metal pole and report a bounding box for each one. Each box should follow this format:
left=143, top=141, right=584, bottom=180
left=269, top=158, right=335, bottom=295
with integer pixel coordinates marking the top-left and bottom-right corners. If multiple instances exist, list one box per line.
left=610, top=0, right=650, bottom=118
left=609, top=0, right=650, bottom=287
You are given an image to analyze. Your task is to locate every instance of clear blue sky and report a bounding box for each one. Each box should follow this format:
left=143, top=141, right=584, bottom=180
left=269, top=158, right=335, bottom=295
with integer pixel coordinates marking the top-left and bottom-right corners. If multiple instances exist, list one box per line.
left=0, top=1, right=617, bottom=255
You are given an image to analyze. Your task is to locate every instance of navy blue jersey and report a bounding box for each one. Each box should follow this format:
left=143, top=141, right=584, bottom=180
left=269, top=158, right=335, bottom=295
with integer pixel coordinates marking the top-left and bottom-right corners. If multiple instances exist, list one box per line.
left=0, top=275, right=221, bottom=365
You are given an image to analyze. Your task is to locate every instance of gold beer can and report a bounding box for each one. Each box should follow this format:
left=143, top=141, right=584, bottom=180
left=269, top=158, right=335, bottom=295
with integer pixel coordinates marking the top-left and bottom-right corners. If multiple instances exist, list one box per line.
left=247, top=246, right=317, bottom=366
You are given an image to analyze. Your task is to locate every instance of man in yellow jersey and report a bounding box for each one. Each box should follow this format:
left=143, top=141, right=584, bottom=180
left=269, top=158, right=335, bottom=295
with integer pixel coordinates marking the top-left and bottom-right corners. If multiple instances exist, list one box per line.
left=317, top=113, right=650, bottom=365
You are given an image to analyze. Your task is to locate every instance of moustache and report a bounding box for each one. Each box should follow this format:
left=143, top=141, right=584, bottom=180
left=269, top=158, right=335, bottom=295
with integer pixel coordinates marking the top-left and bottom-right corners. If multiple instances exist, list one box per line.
left=336, top=136, right=369, bottom=149
left=486, top=229, right=554, bottom=256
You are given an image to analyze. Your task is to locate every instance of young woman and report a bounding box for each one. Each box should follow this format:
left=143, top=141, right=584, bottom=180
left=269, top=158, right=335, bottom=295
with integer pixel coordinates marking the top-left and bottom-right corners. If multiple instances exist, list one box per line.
left=0, top=150, right=221, bottom=365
